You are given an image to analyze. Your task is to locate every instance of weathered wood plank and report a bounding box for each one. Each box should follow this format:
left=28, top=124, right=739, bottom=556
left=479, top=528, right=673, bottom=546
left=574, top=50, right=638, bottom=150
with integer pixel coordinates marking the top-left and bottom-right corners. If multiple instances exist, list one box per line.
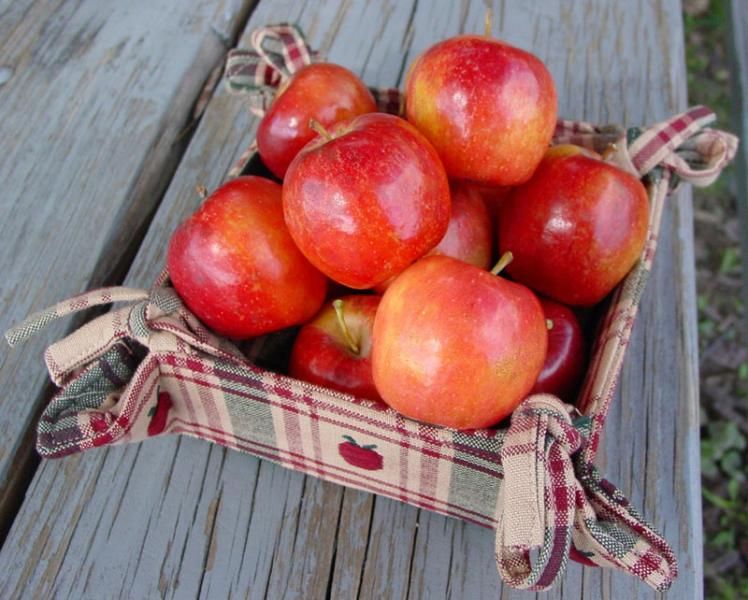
left=0, top=1, right=423, bottom=598
left=728, top=0, right=748, bottom=316
left=0, top=0, right=256, bottom=535
left=0, top=0, right=701, bottom=598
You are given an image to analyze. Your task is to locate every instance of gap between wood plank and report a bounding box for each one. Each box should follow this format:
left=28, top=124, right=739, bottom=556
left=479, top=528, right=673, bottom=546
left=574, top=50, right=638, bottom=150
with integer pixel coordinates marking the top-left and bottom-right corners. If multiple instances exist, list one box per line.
left=0, top=0, right=260, bottom=550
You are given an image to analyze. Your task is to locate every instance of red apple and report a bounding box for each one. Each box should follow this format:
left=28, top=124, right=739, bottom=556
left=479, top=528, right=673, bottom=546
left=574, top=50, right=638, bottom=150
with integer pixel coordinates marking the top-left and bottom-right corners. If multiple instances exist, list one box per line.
left=499, top=145, right=649, bottom=306
left=167, top=176, right=327, bottom=338
left=464, top=182, right=513, bottom=221
left=531, top=298, right=587, bottom=401
left=430, top=182, right=492, bottom=268
left=289, top=295, right=382, bottom=402
left=372, top=254, right=547, bottom=429
left=405, top=35, right=557, bottom=186
left=257, top=63, right=376, bottom=179
left=374, top=181, right=492, bottom=292
left=283, top=113, right=451, bottom=289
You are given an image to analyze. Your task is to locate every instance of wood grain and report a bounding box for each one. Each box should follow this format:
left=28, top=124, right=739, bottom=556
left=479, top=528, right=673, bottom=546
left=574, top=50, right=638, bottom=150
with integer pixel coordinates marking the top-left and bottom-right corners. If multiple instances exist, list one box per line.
left=0, top=0, right=701, bottom=598
left=0, top=0, right=256, bottom=535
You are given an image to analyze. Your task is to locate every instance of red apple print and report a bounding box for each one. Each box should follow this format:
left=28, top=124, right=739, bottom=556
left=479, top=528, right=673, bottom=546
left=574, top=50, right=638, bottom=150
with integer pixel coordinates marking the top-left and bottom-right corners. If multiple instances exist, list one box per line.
left=569, top=546, right=597, bottom=567
left=338, top=435, right=383, bottom=471
left=89, top=413, right=109, bottom=433
left=147, top=391, right=173, bottom=436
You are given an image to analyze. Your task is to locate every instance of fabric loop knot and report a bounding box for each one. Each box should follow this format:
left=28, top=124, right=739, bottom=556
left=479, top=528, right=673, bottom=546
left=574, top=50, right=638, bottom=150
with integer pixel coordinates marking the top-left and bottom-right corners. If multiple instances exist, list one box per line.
left=494, top=394, right=678, bottom=591
left=495, top=394, right=582, bottom=590
left=224, top=24, right=402, bottom=122
left=225, top=23, right=319, bottom=117
left=554, top=105, right=738, bottom=191
left=4, top=278, right=243, bottom=387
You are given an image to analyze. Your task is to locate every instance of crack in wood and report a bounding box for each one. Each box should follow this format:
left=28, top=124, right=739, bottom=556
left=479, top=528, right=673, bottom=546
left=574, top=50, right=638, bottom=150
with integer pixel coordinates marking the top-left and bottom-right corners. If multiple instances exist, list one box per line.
left=0, top=0, right=260, bottom=552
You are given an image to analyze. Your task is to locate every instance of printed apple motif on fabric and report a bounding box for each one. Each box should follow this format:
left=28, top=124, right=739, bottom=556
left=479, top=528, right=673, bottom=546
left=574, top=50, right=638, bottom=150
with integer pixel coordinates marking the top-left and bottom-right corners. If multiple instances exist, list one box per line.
left=338, top=435, right=384, bottom=471
left=147, top=391, right=173, bottom=436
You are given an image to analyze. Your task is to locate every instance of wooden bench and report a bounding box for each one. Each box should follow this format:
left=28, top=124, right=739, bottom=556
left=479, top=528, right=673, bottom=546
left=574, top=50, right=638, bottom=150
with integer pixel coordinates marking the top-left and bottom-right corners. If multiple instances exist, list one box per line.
left=0, top=1, right=702, bottom=597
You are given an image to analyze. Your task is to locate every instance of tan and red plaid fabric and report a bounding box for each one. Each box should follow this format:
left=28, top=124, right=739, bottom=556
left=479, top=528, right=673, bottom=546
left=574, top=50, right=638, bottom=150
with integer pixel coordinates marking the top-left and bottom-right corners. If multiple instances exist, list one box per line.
left=6, top=24, right=738, bottom=593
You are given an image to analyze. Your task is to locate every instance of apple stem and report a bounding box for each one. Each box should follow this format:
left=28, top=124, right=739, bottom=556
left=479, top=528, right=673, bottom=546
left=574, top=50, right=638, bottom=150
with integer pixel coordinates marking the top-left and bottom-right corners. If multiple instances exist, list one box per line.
left=490, top=251, right=514, bottom=276
left=333, top=299, right=360, bottom=355
left=309, top=119, right=333, bottom=141
left=546, top=319, right=554, bottom=330
left=484, top=7, right=493, bottom=36
left=196, top=184, right=208, bottom=200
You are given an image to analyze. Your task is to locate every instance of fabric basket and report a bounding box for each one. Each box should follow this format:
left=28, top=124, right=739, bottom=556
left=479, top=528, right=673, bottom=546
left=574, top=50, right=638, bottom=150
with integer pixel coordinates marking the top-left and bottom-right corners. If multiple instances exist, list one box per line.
left=6, top=24, right=739, bottom=593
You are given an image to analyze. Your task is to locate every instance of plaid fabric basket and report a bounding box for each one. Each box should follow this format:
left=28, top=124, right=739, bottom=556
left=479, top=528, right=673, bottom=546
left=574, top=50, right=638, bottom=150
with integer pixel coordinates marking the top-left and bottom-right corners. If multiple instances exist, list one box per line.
left=6, top=24, right=739, bottom=593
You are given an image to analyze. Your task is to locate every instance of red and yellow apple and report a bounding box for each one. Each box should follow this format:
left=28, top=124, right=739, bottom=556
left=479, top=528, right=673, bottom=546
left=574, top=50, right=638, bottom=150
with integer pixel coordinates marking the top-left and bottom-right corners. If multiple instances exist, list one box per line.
left=372, top=254, right=547, bottom=429
left=167, top=176, right=327, bottom=339
left=290, top=295, right=382, bottom=402
left=531, top=298, right=587, bottom=401
left=405, top=35, right=557, bottom=185
left=257, top=63, right=376, bottom=179
left=283, top=113, right=451, bottom=289
left=499, top=145, right=649, bottom=306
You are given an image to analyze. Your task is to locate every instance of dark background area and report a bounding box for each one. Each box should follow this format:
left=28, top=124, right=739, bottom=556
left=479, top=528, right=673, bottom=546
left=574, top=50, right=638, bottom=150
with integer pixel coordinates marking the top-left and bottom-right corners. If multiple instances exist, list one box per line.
left=684, top=0, right=747, bottom=597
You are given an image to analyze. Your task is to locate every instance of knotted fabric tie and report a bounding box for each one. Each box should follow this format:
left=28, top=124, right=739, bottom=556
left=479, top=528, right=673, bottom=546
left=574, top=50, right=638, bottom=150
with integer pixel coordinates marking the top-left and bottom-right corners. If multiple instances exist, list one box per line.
left=554, top=105, right=738, bottom=189
left=496, top=396, right=584, bottom=590
left=5, top=277, right=243, bottom=387
left=224, top=23, right=403, bottom=120
left=496, top=395, right=678, bottom=591
left=225, top=24, right=319, bottom=118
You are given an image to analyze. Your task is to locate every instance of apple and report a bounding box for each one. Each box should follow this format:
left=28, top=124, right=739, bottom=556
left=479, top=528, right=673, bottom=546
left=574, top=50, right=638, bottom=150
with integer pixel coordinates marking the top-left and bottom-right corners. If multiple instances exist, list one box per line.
left=429, top=182, right=492, bottom=268
left=405, top=35, right=557, bottom=186
left=257, top=63, right=376, bottom=179
left=463, top=182, right=513, bottom=221
left=374, top=181, right=492, bottom=292
left=283, top=113, right=451, bottom=289
left=530, top=297, right=587, bottom=401
left=498, top=145, right=649, bottom=306
left=289, top=294, right=382, bottom=402
left=167, top=176, right=327, bottom=338
left=371, top=254, right=547, bottom=429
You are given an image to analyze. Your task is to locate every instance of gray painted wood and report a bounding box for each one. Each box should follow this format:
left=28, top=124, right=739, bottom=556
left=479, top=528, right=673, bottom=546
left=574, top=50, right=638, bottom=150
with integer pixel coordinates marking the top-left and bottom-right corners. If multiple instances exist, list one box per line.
left=0, top=0, right=702, bottom=599
left=729, top=0, right=748, bottom=320
left=0, top=0, right=256, bottom=531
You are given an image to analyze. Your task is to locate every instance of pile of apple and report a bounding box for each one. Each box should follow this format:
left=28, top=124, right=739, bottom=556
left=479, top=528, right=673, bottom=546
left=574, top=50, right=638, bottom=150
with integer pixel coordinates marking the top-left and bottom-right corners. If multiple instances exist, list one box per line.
left=167, top=33, right=649, bottom=430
